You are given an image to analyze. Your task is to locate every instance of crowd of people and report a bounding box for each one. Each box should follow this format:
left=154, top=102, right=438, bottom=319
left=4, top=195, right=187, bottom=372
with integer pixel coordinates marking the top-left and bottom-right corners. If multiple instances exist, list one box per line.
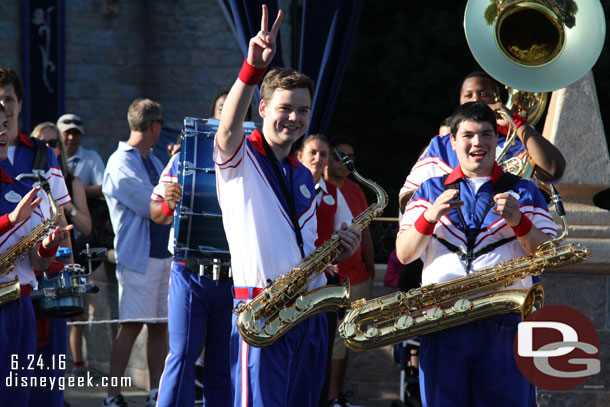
left=0, top=4, right=570, bottom=407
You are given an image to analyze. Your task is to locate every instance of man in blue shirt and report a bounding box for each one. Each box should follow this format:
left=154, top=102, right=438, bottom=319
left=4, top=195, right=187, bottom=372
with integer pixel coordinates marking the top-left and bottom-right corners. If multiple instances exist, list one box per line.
left=102, top=98, right=172, bottom=407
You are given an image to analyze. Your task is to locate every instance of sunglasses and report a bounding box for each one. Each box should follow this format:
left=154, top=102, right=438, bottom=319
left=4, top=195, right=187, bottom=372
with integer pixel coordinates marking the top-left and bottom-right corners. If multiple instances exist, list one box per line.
left=60, top=118, right=83, bottom=125
left=46, top=139, right=61, bottom=148
left=154, top=119, right=164, bottom=126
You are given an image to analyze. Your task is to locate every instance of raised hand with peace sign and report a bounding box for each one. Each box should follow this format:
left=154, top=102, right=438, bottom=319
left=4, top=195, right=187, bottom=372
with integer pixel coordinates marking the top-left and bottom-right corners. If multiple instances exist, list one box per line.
left=247, top=4, right=283, bottom=69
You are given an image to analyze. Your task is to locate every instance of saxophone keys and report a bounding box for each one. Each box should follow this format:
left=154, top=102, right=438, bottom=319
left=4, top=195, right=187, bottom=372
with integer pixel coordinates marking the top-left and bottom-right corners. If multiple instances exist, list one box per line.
left=339, top=322, right=356, bottom=339
left=248, top=319, right=263, bottom=334
left=295, top=296, right=312, bottom=310
left=424, top=307, right=444, bottom=321
left=279, top=306, right=299, bottom=323
left=395, top=315, right=414, bottom=330
left=364, top=326, right=380, bottom=339
left=452, top=298, right=473, bottom=313
left=263, top=319, right=281, bottom=336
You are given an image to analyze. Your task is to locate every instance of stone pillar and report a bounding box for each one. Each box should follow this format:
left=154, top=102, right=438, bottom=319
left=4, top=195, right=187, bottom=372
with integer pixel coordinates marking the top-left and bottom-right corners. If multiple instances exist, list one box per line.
left=537, top=71, right=610, bottom=406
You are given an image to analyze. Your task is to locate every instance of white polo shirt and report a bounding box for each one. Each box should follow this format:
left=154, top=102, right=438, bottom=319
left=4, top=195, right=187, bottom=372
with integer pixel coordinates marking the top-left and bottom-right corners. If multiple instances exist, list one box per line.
left=214, top=130, right=322, bottom=289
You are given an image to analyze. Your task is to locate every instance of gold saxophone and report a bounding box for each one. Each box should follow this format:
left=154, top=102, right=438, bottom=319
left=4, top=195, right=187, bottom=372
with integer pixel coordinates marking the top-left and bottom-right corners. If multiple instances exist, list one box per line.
left=0, top=176, right=62, bottom=306
left=339, top=186, right=589, bottom=351
left=236, top=150, right=388, bottom=347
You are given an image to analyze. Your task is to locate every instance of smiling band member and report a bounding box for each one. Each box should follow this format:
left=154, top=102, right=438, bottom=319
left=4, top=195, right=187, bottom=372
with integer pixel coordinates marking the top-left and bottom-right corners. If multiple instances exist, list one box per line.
left=213, top=5, right=361, bottom=407
left=396, top=102, right=557, bottom=407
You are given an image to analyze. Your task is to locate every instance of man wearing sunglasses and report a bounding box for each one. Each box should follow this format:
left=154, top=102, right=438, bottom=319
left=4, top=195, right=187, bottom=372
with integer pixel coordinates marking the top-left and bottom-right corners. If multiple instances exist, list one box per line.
left=57, top=113, right=106, bottom=199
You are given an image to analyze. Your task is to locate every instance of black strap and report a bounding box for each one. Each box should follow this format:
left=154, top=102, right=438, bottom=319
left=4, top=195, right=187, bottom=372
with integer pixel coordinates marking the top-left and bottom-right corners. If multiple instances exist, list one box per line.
left=433, top=235, right=517, bottom=263
left=261, top=135, right=305, bottom=258
left=440, top=172, right=521, bottom=271
left=31, top=137, right=48, bottom=172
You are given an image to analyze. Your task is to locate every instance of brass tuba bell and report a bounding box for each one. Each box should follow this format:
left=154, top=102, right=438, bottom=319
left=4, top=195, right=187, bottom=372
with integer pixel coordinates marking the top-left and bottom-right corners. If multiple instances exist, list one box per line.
left=464, top=0, right=606, bottom=93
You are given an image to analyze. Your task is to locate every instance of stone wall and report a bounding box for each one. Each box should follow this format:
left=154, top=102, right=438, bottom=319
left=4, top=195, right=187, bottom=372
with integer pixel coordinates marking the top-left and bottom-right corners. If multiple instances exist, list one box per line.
left=0, top=0, right=248, bottom=162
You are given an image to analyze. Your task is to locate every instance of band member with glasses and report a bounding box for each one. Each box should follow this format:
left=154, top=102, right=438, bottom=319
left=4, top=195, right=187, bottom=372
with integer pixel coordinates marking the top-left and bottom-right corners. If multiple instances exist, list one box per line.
left=397, top=101, right=556, bottom=407
left=398, top=71, right=566, bottom=213
left=102, top=99, right=172, bottom=407
left=296, top=134, right=353, bottom=406
left=0, top=104, right=74, bottom=407
left=214, top=5, right=360, bottom=406
left=324, top=136, right=375, bottom=407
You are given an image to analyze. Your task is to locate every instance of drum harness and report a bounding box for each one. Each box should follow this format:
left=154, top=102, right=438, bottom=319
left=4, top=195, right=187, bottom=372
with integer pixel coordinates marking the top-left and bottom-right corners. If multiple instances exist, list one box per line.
left=432, top=172, right=521, bottom=272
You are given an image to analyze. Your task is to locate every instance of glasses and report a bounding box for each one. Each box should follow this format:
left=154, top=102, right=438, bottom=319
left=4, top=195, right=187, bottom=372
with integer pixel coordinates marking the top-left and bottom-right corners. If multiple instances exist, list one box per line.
left=60, top=118, right=83, bottom=125
left=152, top=119, right=164, bottom=126
left=46, top=139, right=61, bottom=148
left=332, top=151, right=356, bottom=163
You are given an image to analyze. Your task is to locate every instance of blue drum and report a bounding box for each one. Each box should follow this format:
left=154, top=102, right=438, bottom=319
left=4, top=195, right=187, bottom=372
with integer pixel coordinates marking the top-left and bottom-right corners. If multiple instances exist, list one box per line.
left=174, top=117, right=257, bottom=260
left=32, top=264, right=95, bottom=318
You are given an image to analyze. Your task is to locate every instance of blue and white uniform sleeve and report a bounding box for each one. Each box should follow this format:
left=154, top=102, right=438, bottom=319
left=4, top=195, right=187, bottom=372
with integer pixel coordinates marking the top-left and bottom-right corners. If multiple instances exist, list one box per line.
left=399, top=135, right=455, bottom=197
left=44, top=149, right=71, bottom=206
left=151, top=153, right=180, bottom=203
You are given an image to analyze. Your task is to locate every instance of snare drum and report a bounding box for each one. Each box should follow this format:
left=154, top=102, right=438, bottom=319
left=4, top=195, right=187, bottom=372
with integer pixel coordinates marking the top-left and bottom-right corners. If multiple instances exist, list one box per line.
left=174, top=117, right=257, bottom=259
left=33, top=264, right=89, bottom=318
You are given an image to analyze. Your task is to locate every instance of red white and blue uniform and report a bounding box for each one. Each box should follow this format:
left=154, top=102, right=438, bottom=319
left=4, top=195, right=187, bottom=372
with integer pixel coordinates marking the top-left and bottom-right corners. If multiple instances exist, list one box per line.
left=154, top=152, right=233, bottom=407
left=0, top=169, right=53, bottom=407
left=399, top=127, right=527, bottom=199
left=214, top=130, right=326, bottom=407
left=2, top=132, right=71, bottom=207
left=399, top=164, right=556, bottom=407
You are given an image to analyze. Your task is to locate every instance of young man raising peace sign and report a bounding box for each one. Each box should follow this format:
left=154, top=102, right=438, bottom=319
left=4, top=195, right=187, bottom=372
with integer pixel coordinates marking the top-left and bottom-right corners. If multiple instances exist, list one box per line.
left=215, top=5, right=361, bottom=407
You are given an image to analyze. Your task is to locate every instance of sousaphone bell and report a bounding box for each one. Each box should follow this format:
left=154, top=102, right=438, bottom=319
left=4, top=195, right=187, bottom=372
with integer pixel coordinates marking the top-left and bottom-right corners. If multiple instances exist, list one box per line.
left=464, top=0, right=606, bottom=93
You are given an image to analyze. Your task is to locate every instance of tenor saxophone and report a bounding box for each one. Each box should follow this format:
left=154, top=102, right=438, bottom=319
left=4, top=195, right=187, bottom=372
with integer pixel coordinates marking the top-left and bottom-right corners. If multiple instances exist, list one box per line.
left=236, top=150, right=387, bottom=347
left=339, top=186, right=589, bottom=351
left=0, top=175, right=62, bottom=281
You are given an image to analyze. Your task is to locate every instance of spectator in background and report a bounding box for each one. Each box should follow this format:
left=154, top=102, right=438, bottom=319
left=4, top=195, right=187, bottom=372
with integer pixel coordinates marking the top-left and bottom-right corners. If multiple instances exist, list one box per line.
left=57, top=114, right=114, bottom=258
left=57, top=114, right=105, bottom=199
left=31, top=122, right=92, bottom=378
left=102, top=99, right=172, bottom=407
left=324, top=135, right=376, bottom=407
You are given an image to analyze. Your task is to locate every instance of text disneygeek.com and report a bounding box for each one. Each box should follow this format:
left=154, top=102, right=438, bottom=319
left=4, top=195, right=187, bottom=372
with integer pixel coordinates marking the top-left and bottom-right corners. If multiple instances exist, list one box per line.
left=5, top=372, right=132, bottom=391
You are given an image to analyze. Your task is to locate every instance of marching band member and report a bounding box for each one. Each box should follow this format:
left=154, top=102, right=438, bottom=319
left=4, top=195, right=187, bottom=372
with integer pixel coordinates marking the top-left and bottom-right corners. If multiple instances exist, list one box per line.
left=0, top=104, right=73, bottom=407
left=398, top=71, right=566, bottom=213
left=214, top=5, right=360, bottom=406
left=396, top=102, right=556, bottom=407
left=151, top=150, right=234, bottom=407
left=296, top=134, right=353, bottom=405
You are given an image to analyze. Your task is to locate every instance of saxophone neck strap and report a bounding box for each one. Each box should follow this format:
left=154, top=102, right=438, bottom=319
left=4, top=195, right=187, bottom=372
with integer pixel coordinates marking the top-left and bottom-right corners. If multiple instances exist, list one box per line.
left=441, top=172, right=522, bottom=271
left=261, top=134, right=305, bottom=259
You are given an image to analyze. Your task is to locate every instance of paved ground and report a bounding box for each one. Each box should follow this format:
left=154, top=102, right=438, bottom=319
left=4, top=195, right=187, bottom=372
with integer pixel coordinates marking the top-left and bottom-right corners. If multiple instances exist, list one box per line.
left=63, top=370, right=402, bottom=407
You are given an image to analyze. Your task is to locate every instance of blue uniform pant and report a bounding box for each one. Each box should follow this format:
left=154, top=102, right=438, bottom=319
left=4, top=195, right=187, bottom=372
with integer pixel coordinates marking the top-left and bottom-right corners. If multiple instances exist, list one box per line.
left=29, top=317, right=67, bottom=407
left=157, top=261, right=233, bottom=407
left=0, top=296, right=36, bottom=407
left=230, top=297, right=327, bottom=407
left=419, top=314, right=535, bottom=407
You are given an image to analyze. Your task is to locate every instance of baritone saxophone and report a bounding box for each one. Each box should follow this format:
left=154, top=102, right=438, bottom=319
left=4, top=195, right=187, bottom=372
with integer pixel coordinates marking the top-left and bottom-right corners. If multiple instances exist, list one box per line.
left=235, top=150, right=388, bottom=348
left=0, top=176, right=62, bottom=305
left=339, top=186, right=589, bottom=351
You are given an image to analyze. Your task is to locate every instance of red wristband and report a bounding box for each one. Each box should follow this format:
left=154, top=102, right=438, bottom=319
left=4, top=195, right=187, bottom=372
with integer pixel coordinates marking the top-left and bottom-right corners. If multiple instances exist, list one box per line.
left=511, top=214, right=533, bottom=237
left=161, top=201, right=174, bottom=217
left=38, top=244, right=58, bottom=258
left=238, top=59, right=267, bottom=86
left=0, top=214, right=13, bottom=235
left=414, top=213, right=437, bottom=235
left=511, top=113, right=526, bottom=129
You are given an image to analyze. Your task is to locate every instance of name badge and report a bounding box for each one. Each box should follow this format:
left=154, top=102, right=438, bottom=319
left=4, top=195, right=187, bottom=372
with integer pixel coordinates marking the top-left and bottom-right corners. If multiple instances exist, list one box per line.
left=323, top=195, right=336, bottom=206
left=300, top=184, right=311, bottom=199
left=5, top=190, right=22, bottom=203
